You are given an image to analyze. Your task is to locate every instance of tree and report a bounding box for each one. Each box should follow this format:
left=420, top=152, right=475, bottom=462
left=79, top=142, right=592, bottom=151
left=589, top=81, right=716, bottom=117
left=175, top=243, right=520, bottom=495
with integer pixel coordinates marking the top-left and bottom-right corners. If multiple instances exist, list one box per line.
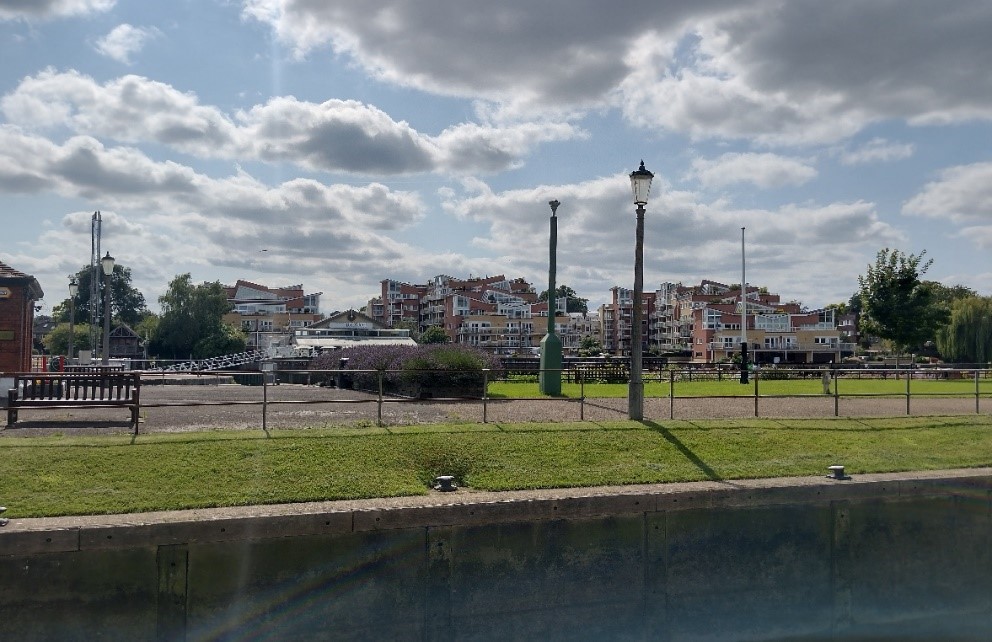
left=51, top=263, right=149, bottom=327
left=856, top=249, right=949, bottom=353
left=538, top=285, right=588, bottom=314
left=578, top=335, right=603, bottom=357
left=42, top=322, right=93, bottom=356
left=935, top=296, right=992, bottom=364
left=419, top=325, right=449, bottom=344
left=150, top=274, right=241, bottom=358
left=392, top=320, right=422, bottom=341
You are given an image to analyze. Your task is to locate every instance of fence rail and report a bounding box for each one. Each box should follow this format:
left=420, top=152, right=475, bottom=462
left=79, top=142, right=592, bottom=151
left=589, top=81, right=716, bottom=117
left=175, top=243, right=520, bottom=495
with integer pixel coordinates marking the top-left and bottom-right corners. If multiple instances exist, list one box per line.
left=6, top=365, right=989, bottom=430
left=127, top=366, right=992, bottom=429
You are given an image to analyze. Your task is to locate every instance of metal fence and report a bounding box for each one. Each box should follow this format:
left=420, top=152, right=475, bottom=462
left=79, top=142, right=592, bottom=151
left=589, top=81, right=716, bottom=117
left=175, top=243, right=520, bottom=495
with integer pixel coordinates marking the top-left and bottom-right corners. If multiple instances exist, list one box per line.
left=123, top=365, right=992, bottom=429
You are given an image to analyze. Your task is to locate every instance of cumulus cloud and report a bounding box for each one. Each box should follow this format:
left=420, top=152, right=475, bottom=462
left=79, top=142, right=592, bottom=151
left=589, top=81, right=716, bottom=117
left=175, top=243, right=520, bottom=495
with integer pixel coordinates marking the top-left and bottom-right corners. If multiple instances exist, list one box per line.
left=439, top=175, right=900, bottom=308
left=838, top=138, right=915, bottom=166
left=0, top=123, right=466, bottom=309
left=240, top=0, right=737, bottom=117
left=689, top=153, right=817, bottom=189
left=0, top=123, right=427, bottom=233
left=903, top=162, right=992, bottom=223
left=0, top=0, right=114, bottom=21
left=1, top=70, right=581, bottom=174
left=94, top=24, right=161, bottom=64
left=242, top=0, right=992, bottom=143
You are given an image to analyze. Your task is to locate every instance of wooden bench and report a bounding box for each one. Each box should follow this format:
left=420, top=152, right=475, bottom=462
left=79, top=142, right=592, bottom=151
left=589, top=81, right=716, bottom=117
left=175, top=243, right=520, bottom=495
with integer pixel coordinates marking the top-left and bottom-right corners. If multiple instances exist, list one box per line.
left=6, top=372, right=141, bottom=434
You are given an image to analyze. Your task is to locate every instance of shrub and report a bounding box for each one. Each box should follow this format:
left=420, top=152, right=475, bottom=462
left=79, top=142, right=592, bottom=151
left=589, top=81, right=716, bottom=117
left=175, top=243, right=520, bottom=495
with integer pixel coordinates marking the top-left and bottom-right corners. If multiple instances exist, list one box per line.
left=310, top=344, right=504, bottom=393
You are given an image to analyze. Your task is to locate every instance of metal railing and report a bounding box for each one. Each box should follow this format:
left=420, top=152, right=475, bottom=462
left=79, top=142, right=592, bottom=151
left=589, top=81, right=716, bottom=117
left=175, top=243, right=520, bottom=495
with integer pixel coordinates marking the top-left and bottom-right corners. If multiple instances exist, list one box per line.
left=122, top=365, right=992, bottom=430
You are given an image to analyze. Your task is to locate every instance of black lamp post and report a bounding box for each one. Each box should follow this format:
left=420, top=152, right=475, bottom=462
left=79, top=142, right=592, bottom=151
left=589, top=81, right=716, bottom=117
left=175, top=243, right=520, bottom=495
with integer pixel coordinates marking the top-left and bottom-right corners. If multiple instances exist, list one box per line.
left=539, top=200, right=563, bottom=395
left=68, top=276, right=78, bottom=364
left=101, top=252, right=114, bottom=366
left=628, top=160, right=654, bottom=420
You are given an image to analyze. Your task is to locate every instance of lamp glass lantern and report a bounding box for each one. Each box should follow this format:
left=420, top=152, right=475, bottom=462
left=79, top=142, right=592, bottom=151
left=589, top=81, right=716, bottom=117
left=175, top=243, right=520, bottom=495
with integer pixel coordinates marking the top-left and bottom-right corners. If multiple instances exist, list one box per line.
left=101, top=252, right=115, bottom=276
left=630, top=160, right=654, bottom=205
left=68, top=276, right=79, bottom=298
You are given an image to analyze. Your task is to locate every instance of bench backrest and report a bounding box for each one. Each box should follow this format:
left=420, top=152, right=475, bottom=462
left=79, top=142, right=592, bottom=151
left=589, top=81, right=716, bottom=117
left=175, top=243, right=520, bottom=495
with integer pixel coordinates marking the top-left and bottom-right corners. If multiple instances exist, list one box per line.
left=13, top=373, right=139, bottom=402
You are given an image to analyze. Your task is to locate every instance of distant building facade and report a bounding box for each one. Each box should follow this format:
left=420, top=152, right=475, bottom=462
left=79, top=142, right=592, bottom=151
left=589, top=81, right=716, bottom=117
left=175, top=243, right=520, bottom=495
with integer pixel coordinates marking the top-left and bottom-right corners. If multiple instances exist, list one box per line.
left=293, top=309, right=416, bottom=355
left=365, top=275, right=601, bottom=355
left=222, top=280, right=323, bottom=351
left=600, top=279, right=852, bottom=364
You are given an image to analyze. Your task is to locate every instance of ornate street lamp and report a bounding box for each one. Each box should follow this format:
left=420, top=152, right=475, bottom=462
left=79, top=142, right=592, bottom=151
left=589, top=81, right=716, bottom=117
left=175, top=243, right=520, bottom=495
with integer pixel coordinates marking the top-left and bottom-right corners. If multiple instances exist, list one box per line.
left=629, top=160, right=654, bottom=420
left=101, top=252, right=115, bottom=366
left=539, top=200, right=563, bottom=395
left=68, top=276, right=78, bottom=364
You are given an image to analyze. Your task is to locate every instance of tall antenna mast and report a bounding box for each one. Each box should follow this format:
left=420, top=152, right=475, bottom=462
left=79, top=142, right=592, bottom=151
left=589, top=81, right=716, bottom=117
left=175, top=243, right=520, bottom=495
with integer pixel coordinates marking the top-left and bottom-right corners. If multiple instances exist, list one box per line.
left=90, top=211, right=102, bottom=357
left=741, top=227, right=747, bottom=349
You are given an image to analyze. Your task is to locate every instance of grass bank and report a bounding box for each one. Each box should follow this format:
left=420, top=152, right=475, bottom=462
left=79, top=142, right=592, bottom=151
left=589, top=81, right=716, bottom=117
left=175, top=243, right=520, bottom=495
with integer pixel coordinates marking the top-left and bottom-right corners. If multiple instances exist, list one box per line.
left=1, top=415, right=990, bottom=518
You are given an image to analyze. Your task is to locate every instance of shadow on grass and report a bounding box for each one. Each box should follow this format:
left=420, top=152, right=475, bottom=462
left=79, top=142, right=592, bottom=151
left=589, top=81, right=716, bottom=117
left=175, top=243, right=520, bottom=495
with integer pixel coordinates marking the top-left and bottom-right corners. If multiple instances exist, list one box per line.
left=643, top=420, right=723, bottom=481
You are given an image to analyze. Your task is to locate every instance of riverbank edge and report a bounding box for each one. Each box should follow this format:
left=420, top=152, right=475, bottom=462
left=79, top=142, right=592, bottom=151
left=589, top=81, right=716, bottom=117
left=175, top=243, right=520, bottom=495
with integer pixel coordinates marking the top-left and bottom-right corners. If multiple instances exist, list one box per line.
left=3, top=466, right=990, bottom=556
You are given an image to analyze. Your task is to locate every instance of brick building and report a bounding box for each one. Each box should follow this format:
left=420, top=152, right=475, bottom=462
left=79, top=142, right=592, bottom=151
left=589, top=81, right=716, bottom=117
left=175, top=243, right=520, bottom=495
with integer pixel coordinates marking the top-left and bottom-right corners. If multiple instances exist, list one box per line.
left=366, top=275, right=600, bottom=355
left=0, top=260, right=44, bottom=372
left=601, top=279, right=851, bottom=364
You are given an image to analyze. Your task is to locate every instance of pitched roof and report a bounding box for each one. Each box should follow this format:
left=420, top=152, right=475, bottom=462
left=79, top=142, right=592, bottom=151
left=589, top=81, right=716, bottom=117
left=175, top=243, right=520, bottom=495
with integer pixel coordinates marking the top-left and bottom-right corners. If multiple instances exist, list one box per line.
left=0, top=259, right=44, bottom=299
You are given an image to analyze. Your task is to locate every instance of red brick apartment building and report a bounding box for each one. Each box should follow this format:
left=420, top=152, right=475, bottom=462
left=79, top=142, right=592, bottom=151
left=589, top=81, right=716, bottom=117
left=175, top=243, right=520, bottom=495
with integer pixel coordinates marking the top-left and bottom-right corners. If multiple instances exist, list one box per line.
left=601, top=280, right=850, bottom=364
left=366, top=274, right=596, bottom=354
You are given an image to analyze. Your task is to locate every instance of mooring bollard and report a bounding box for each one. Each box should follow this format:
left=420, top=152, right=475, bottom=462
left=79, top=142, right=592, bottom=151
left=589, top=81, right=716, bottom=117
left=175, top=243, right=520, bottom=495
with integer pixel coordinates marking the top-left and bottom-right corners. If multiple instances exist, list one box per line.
left=434, top=475, right=457, bottom=492
left=827, top=465, right=851, bottom=480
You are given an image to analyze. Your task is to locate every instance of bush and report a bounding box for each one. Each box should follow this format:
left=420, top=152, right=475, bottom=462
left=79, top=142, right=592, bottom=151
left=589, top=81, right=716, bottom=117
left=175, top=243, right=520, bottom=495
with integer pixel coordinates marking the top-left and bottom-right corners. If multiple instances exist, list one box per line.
left=310, top=345, right=504, bottom=394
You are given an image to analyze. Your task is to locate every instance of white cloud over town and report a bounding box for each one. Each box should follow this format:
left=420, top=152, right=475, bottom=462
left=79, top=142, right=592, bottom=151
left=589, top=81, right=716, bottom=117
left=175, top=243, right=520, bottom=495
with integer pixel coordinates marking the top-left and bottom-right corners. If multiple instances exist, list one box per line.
left=94, top=23, right=159, bottom=65
left=1, top=0, right=991, bottom=312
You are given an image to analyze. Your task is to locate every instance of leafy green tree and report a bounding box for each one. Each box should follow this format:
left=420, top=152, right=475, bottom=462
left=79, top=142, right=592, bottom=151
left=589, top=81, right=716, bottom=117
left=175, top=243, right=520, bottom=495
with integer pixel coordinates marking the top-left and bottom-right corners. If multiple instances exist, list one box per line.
left=935, top=297, right=992, bottom=364
left=856, top=249, right=949, bottom=353
left=923, top=282, right=976, bottom=311
left=538, top=284, right=588, bottom=314
left=578, top=335, right=603, bottom=357
left=133, top=314, right=159, bottom=344
left=42, top=322, right=93, bottom=356
left=51, top=264, right=148, bottom=326
left=194, top=323, right=247, bottom=357
left=150, top=274, right=239, bottom=358
left=419, top=325, right=449, bottom=344
left=392, top=320, right=421, bottom=341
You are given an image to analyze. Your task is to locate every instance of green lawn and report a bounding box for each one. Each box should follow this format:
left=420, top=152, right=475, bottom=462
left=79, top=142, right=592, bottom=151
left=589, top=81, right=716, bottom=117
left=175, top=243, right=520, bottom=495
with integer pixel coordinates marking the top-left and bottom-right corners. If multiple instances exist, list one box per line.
left=488, top=377, right=992, bottom=398
left=2, top=415, right=991, bottom=518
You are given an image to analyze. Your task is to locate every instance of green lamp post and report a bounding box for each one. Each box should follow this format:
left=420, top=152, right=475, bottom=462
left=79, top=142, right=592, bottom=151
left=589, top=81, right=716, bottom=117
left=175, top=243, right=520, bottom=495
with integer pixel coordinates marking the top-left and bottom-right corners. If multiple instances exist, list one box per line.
left=539, top=199, right=563, bottom=396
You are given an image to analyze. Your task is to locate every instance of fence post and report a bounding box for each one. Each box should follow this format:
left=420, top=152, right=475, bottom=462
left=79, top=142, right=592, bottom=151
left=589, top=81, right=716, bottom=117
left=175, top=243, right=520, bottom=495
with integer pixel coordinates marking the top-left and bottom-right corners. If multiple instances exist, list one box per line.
left=482, top=368, right=489, bottom=424
left=579, top=368, right=585, bottom=421
left=377, top=369, right=384, bottom=427
left=906, top=367, right=911, bottom=415
left=753, top=368, right=759, bottom=418
left=262, top=372, right=267, bottom=431
left=976, top=369, right=981, bottom=415
left=668, top=369, right=674, bottom=420
left=833, top=367, right=839, bottom=417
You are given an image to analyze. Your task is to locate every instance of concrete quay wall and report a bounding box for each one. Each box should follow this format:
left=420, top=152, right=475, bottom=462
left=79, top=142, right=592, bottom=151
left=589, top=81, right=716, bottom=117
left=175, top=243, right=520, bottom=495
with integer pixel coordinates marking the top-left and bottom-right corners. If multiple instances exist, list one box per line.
left=1, top=469, right=990, bottom=640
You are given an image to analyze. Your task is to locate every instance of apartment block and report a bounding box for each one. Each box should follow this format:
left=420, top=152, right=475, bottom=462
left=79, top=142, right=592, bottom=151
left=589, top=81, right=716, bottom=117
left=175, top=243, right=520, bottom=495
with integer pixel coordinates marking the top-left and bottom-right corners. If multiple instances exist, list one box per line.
left=222, top=280, right=323, bottom=351
left=603, top=279, right=852, bottom=364
left=364, top=274, right=600, bottom=355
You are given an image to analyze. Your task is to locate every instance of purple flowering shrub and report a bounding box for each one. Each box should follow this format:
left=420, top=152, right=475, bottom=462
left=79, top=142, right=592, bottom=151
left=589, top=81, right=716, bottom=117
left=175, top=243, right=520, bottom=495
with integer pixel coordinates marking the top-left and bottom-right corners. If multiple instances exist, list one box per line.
left=310, top=345, right=503, bottom=392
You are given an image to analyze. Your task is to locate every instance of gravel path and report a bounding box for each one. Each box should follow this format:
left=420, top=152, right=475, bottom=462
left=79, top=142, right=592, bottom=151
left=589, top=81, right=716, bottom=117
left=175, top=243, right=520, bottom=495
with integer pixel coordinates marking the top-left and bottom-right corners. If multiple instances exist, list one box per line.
left=1, top=381, right=988, bottom=437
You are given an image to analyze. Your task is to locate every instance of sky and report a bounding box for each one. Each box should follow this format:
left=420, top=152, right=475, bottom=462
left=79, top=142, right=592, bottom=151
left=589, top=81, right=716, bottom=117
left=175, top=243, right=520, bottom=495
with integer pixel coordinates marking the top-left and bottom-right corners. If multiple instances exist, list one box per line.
left=1, top=0, right=991, bottom=317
